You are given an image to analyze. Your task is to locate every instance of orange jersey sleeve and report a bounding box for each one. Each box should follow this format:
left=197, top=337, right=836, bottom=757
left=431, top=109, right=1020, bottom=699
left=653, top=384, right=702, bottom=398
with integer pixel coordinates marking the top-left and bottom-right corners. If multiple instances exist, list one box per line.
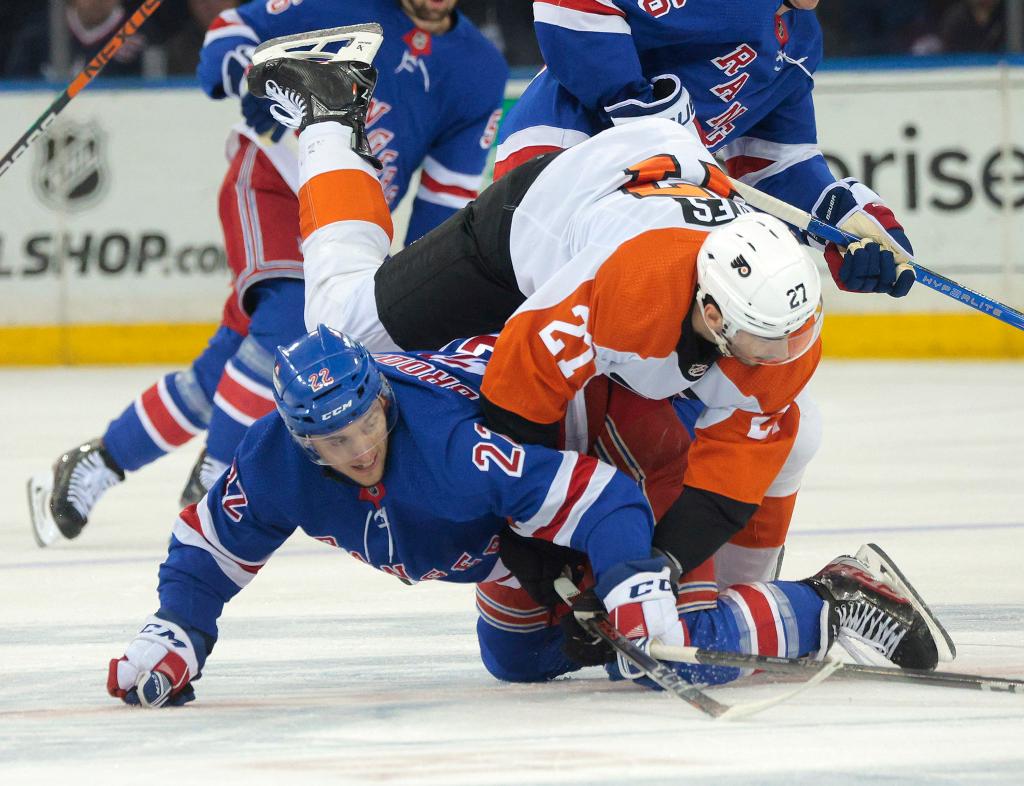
left=684, top=340, right=822, bottom=504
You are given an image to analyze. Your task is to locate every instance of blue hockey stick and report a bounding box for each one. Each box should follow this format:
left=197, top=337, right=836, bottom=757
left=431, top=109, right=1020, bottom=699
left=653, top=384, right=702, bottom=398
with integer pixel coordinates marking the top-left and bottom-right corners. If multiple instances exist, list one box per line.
left=727, top=177, right=1024, bottom=332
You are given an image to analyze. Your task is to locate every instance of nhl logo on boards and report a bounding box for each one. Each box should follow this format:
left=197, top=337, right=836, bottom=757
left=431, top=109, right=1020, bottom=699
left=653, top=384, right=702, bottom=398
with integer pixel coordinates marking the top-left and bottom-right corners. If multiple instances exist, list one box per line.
left=33, top=119, right=107, bottom=212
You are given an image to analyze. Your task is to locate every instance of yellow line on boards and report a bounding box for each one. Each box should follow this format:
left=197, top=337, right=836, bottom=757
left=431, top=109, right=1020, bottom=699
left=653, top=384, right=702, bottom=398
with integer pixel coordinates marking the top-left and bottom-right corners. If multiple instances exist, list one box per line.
left=0, top=323, right=219, bottom=365
left=0, top=314, right=1022, bottom=365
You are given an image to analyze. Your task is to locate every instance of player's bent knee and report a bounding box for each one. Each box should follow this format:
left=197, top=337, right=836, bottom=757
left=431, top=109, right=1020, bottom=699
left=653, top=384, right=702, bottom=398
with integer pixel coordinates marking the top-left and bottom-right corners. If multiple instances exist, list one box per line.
left=475, top=618, right=575, bottom=683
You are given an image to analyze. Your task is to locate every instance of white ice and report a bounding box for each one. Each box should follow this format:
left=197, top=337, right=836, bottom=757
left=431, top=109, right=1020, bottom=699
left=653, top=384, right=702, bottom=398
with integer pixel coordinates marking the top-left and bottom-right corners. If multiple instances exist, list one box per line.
left=1, top=361, right=1022, bottom=785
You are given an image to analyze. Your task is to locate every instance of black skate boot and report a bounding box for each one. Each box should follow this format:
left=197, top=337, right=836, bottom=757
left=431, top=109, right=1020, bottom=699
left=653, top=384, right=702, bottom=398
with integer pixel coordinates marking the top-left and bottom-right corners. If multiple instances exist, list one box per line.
left=178, top=449, right=229, bottom=508
left=47, top=438, right=125, bottom=540
left=804, top=546, right=953, bottom=671
left=247, top=57, right=381, bottom=169
left=179, top=449, right=208, bottom=508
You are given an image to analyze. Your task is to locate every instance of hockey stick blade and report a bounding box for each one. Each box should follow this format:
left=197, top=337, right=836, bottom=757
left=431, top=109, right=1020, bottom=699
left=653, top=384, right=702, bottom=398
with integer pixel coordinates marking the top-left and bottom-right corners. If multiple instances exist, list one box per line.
left=252, top=24, right=384, bottom=67
left=650, top=642, right=1024, bottom=695
left=553, top=577, right=837, bottom=720
left=726, top=176, right=1024, bottom=332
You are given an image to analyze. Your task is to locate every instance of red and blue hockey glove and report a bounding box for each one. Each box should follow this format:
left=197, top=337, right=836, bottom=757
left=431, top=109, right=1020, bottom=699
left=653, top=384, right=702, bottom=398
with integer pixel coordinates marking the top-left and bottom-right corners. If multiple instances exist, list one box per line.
left=814, top=180, right=915, bottom=298
left=107, top=615, right=202, bottom=708
left=593, top=557, right=686, bottom=681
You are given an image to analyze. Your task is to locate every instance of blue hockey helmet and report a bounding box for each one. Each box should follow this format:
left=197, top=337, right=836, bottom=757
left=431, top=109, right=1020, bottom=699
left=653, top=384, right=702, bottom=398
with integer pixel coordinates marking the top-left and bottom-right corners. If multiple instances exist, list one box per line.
left=273, top=325, right=397, bottom=464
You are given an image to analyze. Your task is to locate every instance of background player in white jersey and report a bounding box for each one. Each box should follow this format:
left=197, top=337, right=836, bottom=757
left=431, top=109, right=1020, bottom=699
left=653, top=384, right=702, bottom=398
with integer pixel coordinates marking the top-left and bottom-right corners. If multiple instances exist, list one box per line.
left=106, top=326, right=950, bottom=708
left=497, top=0, right=917, bottom=301
left=27, top=3, right=507, bottom=547
left=241, top=54, right=825, bottom=597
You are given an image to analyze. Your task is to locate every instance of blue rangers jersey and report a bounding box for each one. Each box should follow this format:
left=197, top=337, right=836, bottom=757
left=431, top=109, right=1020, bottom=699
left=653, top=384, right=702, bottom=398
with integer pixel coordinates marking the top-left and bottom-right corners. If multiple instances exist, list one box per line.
left=156, top=339, right=656, bottom=644
left=497, top=1, right=837, bottom=216
left=198, top=0, right=508, bottom=243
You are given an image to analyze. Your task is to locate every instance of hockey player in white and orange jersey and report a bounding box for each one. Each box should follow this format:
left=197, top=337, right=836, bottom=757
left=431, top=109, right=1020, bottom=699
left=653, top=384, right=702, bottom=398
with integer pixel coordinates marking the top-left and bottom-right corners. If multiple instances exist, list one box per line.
left=247, top=55, right=824, bottom=592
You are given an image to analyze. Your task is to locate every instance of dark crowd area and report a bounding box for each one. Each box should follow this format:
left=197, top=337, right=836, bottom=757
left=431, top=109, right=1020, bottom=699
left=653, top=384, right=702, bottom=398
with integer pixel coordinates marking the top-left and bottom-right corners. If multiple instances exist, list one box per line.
left=0, top=0, right=1015, bottom=81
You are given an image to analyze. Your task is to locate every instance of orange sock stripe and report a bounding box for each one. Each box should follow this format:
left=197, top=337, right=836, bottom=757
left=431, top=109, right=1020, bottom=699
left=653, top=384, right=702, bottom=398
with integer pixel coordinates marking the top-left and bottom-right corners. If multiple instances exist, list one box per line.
left=298, top=169, right=393, bottom=241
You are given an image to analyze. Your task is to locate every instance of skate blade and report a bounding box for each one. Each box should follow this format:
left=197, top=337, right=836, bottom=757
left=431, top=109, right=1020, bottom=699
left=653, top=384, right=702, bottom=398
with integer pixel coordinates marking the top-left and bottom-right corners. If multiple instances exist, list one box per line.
left=856, top=543, right=957, bottom=662
left=252, top=23, right=383, bottom=68
left=26, top=473, right=61, bottom=548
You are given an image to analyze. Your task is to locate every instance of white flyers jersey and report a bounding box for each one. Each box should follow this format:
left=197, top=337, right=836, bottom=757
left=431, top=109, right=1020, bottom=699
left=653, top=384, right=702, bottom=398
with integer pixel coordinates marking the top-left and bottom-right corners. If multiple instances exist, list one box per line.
left=483, top=118, right=822, bottom=507
left=484, top=118, right=753, bottom=419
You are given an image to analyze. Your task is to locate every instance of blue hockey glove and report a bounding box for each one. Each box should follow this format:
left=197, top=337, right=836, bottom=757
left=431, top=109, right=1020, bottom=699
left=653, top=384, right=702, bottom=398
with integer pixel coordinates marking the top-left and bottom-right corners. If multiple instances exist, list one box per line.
left=241, top=89, right=287, bottom=143
left=815, top=180, right=915, bottom=298
left=107, top=615, right=204, bottom=708
left=827, top=239, right=915, bottom=297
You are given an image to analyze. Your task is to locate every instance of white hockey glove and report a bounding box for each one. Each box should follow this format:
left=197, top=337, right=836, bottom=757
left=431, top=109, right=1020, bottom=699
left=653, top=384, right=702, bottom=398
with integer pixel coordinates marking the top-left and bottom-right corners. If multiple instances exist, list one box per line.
left=107, top=615, right=202, bottom=708
left=593, top=557, right=686, bottom=680
left=604, top=75, right=700, bottom=140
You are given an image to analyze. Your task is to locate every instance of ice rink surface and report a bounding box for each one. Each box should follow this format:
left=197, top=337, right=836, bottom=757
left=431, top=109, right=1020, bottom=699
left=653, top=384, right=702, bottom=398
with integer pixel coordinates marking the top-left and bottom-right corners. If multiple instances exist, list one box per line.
left=1, top=361, right=1022, bottom=785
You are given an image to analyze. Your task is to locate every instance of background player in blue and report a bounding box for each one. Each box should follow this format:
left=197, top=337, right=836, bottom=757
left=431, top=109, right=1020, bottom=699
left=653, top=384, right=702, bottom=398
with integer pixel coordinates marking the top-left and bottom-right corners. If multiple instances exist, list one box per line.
left=496, top=0, right=916, bottom=300
left=105, top=326, right=948, bottom=708
left=28, top=3, right=508, bottom=547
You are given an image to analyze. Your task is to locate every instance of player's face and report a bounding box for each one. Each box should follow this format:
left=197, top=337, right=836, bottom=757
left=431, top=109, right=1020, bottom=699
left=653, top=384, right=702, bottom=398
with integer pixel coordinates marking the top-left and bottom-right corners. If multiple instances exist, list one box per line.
left=400, top=0, right=458, bottom=24
left=698, top=300, right=822, bottom=366
left=726, top=303, right=822, bottom=366
left=309, top=398, right=391, bottom=486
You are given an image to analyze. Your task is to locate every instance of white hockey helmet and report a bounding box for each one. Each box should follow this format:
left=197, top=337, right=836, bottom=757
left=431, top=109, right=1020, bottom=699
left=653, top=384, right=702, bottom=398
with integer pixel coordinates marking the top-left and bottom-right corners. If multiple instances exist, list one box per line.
left=695, top=212, right=822, bottom=366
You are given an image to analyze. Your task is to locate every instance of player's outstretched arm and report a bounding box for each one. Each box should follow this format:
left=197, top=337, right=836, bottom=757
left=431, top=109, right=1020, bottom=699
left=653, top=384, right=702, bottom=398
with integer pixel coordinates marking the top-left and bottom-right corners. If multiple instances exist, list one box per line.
left=106, top=422, right=299, bottom=707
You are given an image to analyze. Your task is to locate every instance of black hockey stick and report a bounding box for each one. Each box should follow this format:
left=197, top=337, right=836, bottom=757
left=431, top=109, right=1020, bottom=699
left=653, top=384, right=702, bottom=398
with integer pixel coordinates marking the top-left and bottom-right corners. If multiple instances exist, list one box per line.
left=0, top=0, right=164, bottom=180
left=651, top=642, right=1024, bottom=695
left=553, top=578, right=839, bottom=720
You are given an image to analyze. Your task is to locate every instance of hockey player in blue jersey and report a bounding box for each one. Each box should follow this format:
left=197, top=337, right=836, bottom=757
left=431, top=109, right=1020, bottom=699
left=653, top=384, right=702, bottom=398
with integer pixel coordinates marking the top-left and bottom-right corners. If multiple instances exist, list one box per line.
left=106, top=326, right=951, bottom=708
left=496, top=0, right=916, bottom=301
left=29, top=3, right=508, bottom=547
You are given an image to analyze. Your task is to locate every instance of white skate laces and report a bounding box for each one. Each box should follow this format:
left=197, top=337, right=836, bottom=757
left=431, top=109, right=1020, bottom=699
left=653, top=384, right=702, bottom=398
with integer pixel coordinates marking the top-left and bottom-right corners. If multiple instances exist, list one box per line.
left=264, top=80, right=308, bottom=128
left=66, top=452, right=122, bottom=519
left=835, top=602, right=908, bottom=665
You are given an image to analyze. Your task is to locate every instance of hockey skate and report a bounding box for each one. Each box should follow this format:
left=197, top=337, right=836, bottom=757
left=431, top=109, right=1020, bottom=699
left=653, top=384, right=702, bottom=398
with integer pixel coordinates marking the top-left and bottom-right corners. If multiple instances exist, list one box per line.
left=27, top=472, right=59, bottom=547
left=28, top=438, right=125, bottom=546
left=179, top=450, right=228, bottom=508
left=247, top=24, right=383, bottom=168
left=179, top=449, right=208, bottom=508
left=805, top=545, right=954, bottom=670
